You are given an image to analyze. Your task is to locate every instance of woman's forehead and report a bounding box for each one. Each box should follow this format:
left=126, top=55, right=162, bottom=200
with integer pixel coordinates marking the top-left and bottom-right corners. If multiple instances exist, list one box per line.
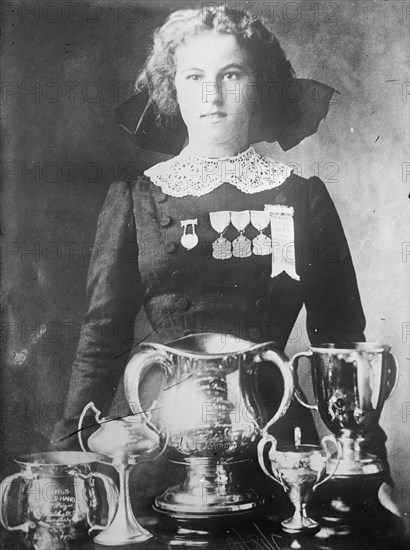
left=175, top=32, right=251, bottom=72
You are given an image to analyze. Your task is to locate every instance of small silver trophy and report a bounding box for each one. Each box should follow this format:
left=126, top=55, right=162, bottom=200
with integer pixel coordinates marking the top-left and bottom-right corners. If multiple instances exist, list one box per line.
left=258, top=429, right=340, bottom=533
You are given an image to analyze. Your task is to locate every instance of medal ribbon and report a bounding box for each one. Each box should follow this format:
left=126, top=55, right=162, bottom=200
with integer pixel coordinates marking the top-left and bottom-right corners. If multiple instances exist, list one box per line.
left=265, top=205, right=300, bottom=281
left=209, top=211, right=232, bottom=259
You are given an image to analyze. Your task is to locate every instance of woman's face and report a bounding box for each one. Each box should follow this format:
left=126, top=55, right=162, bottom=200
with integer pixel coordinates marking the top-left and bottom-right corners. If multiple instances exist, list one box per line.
left=174, top=32, right=256, bottom=155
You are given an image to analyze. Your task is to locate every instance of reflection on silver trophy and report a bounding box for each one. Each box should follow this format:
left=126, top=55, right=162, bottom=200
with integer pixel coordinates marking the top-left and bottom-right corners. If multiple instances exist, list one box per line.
left=258, top=432, right=340, bottom=533
left=124, top=333, right=294, bottom=519
left=78, top=402, right=167, bottom=545
left=0, top=452, right=118, bottom=550
left=291, top=343, right=398, bottom=475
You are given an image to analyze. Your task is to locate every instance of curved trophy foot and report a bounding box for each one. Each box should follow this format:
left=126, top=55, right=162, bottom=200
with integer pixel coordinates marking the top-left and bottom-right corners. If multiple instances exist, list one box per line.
left=94, top=519, right=152, bottom=546
left=281, top=514, right=320, bottom=534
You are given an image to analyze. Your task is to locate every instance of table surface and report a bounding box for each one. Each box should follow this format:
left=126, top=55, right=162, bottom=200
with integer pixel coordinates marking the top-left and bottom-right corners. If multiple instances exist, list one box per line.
left=1, top=504, right=409, bottom=550
left=1, top=459, right=409, bottom=550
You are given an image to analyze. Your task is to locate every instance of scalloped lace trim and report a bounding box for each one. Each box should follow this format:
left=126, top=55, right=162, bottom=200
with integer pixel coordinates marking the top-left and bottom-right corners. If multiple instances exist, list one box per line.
left=144, top=147, right=292, bottom=197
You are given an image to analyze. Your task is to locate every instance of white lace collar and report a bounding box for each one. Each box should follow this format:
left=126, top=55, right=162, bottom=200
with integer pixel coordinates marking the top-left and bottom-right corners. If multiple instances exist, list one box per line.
left=144, top=146, right=292, bottom=198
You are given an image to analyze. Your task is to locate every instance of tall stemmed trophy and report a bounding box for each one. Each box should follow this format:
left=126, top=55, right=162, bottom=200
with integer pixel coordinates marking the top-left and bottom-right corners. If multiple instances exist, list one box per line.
left=78, top=402, right=168, bottom=545
left=291, top=342, right=399, bottom=528
left=124, top=333, right=294, bottom=526
left=258, top=430, right=341, bottom=533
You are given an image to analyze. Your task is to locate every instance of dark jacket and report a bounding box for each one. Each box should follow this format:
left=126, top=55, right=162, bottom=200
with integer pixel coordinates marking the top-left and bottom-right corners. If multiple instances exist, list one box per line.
left=53, top=172, right=391, bottom=466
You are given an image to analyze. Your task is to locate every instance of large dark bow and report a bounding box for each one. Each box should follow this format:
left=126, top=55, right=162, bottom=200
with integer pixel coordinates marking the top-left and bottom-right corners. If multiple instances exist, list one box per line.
left=116, top=79, right=337, bottom=155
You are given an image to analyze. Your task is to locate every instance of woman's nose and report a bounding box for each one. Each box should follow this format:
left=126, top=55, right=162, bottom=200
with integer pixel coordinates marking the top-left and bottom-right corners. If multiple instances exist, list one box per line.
left=203, top=82, right=223, bottom=105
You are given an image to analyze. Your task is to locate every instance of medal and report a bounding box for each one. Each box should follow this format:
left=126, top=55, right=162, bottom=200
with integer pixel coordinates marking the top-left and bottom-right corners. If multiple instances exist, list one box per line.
left=180, top=219, right=199, bottom=250
left=209, top=211, right=232, bottom=260
left=231, top=210, right=252, bottom=258
left=250, top=210, right=272, bottom=256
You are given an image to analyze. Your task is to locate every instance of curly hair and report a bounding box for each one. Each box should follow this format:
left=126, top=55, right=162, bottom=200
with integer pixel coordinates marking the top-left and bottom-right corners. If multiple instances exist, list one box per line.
left=136, top=6, right=295, bottom=131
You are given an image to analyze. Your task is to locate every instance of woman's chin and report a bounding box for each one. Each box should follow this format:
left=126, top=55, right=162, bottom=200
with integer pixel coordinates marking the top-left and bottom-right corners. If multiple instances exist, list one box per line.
left=190, top=127, right=247, bottom=149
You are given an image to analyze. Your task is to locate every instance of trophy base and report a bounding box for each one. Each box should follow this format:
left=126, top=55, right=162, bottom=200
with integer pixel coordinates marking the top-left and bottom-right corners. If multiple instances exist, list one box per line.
left=154, top=457, right=262, bottom=517
left=327, top=451, right=383, bottom=476
left=281, top=516, right=321, bottom=534
left=94, top=530, right=152, bottom=546
left=311, top=471, right=393, bottom=538
left=153, top=505, right=259, bottom=544
left=93, top=514, right=153, bottom=546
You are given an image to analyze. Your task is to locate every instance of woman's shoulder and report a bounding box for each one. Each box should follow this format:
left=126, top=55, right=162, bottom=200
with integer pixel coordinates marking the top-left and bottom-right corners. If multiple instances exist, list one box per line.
left=106, top=173, right=158, bottom=195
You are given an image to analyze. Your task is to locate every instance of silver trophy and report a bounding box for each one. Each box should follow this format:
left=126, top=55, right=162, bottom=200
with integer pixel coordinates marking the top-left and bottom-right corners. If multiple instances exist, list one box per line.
left=0, top=452, right=118, bottom=550
left=258, top=433, right=340, bottom=533
left=78, top=402, right=167, bottom=545
left=124, top=333, right=294, bottom=520
left=291, top=343, right=398, bottom=475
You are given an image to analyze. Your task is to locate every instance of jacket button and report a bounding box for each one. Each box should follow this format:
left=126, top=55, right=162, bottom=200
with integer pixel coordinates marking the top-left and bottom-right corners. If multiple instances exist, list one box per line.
left=159, top=215, right=172, bottom=227
left=248, top=327, right=261, bottom=341
left=177, top=298, right=190, bottom=311
left=155, top=192, right=167, bottom=203
left=165, top=242, right=176, bottom=253
left=255, top=298, right=264, bottom=310
left=171, top=270, right=183, bottom=283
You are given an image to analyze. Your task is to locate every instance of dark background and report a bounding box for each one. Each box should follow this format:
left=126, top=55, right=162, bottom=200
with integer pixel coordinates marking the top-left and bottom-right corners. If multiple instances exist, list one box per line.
left=1, top=0, right=409, bottom=514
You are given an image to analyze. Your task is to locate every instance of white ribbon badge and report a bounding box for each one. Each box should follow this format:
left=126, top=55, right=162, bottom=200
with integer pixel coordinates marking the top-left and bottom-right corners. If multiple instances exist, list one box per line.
left=265, top=204, right=300, bottom=281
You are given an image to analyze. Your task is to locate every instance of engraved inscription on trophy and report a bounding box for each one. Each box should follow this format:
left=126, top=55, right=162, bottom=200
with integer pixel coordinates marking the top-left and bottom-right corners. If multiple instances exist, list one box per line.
left=27, top=477, right=90, bottom=540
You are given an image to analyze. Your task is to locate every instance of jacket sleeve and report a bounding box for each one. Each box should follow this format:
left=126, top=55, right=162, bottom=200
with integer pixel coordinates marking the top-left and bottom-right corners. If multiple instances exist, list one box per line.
left=303, top=176, right=366, bottom=344
left=52, top=181, right=144, bottom=448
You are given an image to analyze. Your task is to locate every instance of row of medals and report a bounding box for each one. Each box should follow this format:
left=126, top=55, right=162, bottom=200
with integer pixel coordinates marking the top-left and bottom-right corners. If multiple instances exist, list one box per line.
left=180, top=210, right=272, bottom=260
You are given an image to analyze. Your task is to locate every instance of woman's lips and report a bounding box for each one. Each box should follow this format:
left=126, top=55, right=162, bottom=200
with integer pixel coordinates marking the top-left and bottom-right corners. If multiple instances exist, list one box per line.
left=200, top=112, right=227, bottom=121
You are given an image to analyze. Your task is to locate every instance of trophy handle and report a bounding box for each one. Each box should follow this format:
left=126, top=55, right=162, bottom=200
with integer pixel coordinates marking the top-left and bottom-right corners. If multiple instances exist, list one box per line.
left=75, top=471, right=119, bottom=534
left=0, top=473, right=32, bottom=532
left=384, top=351, right=399, bottom=401
left=124, top=348, right=173, bottom=432
left=314, top=435, right=342, bottom=490
left=135, top=426, right=170, bottom=465
left=291, top=351, right=318, bottom=411
left=251, top=349, right=294, bottom=433
left=257, top=434, right=284, bottom=488
left=78, top=401, right=105, bottom=454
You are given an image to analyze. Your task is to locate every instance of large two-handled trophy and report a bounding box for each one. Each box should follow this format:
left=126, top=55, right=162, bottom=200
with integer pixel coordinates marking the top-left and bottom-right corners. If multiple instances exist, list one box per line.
left=291, top=343, right=398, bottom=475
left=124, top=333, right=294, bottom=522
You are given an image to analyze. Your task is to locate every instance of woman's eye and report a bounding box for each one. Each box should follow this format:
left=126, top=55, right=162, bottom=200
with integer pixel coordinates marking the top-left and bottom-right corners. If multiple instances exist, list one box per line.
left=186, top=74, right=201, bottom=81
left=223, top=72, right=239, bottom=81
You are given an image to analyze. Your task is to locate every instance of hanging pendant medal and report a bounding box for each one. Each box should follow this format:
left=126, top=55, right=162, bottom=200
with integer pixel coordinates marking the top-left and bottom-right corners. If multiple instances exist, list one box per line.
left=209, top=211, right=232, bottom=260
left=231, top=210, right=252, bottom=258
left=250, top=210, right=272, bottom=256
left=180, top=219, right=199, bottom=250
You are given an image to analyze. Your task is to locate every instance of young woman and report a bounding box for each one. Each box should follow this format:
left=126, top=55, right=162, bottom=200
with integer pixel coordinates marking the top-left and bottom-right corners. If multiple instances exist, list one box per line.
left=53, top=5, right=396, bottom=513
